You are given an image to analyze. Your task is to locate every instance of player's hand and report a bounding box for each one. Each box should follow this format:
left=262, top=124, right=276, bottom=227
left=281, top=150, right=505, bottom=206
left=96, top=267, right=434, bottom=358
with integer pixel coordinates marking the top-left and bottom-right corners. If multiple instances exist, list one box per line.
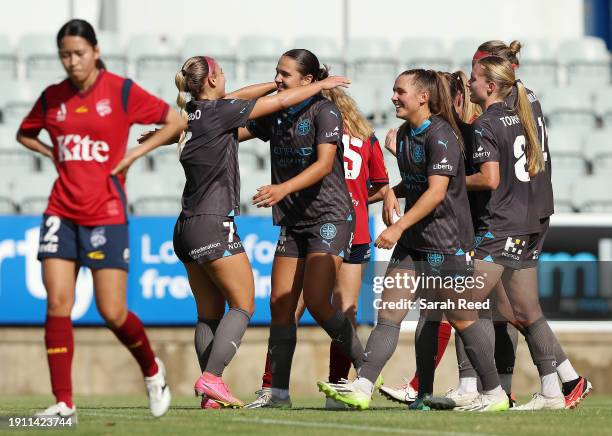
left=319, top=76, right=351, bottom=90
left=138, top=129, right=160, bottom=144
left=385, top=128, right=398, bottom=156
left=111, top=152, right=138, bottom=176
left=252, top=184, right=288, bottom=208
left=382, top=188, right=401, bottom=227
left=374, top=224, right=402, bottom=249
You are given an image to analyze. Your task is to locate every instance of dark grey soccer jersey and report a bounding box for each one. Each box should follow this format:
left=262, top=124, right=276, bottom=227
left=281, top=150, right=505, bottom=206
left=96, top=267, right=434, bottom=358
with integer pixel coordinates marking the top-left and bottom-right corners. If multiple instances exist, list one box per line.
left=246, top=94, right=353, bottom=226
left=471, top=102, right=540, bottom=237
left=395, top=115, right=474, bottom=254
left=506, top=84, right=554, bottom=218
left=179, top=98, right=256, bottom=218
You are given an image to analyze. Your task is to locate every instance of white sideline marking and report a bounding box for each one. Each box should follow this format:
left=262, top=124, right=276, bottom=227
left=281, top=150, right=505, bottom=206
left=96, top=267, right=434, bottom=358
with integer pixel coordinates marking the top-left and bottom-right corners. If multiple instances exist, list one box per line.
left=231, top=417, right=495, bottom=436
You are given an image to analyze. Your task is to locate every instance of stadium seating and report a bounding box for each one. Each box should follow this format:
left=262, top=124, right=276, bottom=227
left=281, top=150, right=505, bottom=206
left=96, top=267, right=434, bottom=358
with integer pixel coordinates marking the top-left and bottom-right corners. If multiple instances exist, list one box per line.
left=571, top=175, right=612, bottom=212
left=239, top=169, right=271, bottom=215
left=13, top=171, right=55, bottom=214
left=127, top=34, right=181, bottom=87
left=583, top=129, right=612, bottom=173
left=293, top=36, right=345, bottom=75
left=18, top=33, right=65, bottom=81
left=0, top=80, right=38, bottom=126
left=399, top=38, right=451, bottom=73
left=126, top=169, right=183, bottom=215
left=546, top=126, right=588, bottom=176
left=558, top=37, right=611, bottom=87
left=347, top=37, right=399, bottom=90
left=0, top=35, right=17, bottom=79
left=518, top=39, right=559, bottom=90
left=593, top=86, right=612, bottom=127
left=550, top=169, right=575, bottom=212
left=97, top=31, right=128, bottom=76
left=539, top=86, right=598, bottom=131
left=449, top=38, right=482, bottom=73
left=182, top=34, right=238, bottom=79
left=237, top=35, right=284, bottom=83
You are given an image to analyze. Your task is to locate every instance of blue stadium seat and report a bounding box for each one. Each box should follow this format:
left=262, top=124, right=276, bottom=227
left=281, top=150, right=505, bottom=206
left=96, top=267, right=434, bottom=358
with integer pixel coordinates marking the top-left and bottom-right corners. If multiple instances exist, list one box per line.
left=127, top=34, right=181, bottom=88
left=18, top=33, right=65, bottom=81
left=398, top=38, right=451, bottom=72
left=237, top=35, right=285, bottom=83
left=182, top=34, right=238, bottom=79
left=571, top=175, right=612, bottom=212
left=558, top=37, right=611, bottom=87
left=293, top=36, right=345, bottom=75
left=539, top=86, right=597, bottom=131
left=0, top=34, right=17, bottom=79
left=97, top=32, right=127, bottom=76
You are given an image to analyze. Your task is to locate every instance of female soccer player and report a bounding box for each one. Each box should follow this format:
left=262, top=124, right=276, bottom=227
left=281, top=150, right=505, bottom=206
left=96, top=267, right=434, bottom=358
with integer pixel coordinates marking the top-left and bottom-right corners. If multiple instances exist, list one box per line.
left=379, top=70, right=481, bottom=406
left=318, top=69, right=509, bottom=412
left=242, top=49, right=365, bottom=408
left=169, top=55, right=349, bottom=409
left=246, top=88, right=389, bottom=409
left=16, top=19, right=186, bottom=418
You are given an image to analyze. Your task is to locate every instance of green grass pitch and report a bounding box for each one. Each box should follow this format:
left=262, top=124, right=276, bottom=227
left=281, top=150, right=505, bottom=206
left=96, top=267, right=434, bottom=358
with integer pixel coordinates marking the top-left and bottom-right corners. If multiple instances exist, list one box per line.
left=1, top=394, right=611, bottom=435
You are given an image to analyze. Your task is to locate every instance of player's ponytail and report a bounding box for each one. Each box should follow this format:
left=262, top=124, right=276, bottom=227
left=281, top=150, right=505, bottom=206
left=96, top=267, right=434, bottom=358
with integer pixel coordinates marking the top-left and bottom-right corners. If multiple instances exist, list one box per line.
left=475, top=56, right=543, bottom=176
left=475, top=40, right=521, bottom=69
left=175, top=56, right=213, bottom=155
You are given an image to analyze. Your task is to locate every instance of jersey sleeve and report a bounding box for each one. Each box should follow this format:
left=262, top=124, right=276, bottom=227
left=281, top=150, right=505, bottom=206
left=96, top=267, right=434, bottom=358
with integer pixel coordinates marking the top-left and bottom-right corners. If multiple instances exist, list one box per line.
left=215, top=98, right=257, bottom=131
left=246, top=115, right=273, bottom=142
left=18, top=93, right=46, bottom=137
left=472, top=119, right=500, bottom=165
left=126, top=81, right=170, bottom=125
left=367, top=134, right=389, bottom=184
left=315, top=102, right=342, bottom=145
left=426, top=127, right=460, bottom=177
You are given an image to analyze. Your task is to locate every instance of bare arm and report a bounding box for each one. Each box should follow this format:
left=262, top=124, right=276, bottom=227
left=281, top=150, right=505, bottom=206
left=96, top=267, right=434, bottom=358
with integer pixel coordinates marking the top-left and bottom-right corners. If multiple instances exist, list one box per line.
left=238, top=127, right=255, bottom=142
left=226, top=82, right=276, bottom=100
left=252, top=143, right=336, bottom=207
left=16, top=132, right=53, bottom=159
left=466, top=161, right=500, bottom=191
left=384, top=128, right=397, bottom=157
left=375, top=175, right=449, bottom=249
left=112, top=108, right=187, bottom=175
left=367, top=183, right=389, bottom=204
left=248, top=76, right=349, bottom=120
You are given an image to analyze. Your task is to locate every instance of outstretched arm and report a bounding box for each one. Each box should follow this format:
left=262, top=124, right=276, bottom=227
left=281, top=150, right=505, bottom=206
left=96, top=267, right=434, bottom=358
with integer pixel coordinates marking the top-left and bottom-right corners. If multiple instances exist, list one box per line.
left=226, top=82, right=277, bottom=100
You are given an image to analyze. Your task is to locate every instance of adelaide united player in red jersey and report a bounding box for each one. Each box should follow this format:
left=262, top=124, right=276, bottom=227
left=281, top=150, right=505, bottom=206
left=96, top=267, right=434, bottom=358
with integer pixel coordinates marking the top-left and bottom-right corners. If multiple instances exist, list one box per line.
left=16, top=19, right=186, bottom=419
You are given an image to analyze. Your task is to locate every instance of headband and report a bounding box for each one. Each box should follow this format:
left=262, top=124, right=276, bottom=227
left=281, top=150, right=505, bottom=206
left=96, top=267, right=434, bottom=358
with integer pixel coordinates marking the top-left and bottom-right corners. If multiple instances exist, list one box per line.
left=472, top=50, right=517, bottom=70
left=204, top=56, right=216, bottom=76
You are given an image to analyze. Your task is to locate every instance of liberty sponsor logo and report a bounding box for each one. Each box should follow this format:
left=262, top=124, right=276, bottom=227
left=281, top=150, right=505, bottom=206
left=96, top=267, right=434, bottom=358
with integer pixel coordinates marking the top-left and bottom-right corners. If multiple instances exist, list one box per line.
left=56, top=134, right=110, bottom=162
left=96, top=99, right=112, bottom=117
left=325, top=125, right=340, bottom=138
left=473, top=144, right=491, bottom=159
left=433, top=157, right=453, bottom=171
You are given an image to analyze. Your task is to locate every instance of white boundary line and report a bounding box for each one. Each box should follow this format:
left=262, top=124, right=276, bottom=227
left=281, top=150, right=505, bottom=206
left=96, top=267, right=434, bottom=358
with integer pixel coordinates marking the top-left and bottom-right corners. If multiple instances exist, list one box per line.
left=231, top=417, right=496, bottom=436
left=401, top=320, right=612, bottom=332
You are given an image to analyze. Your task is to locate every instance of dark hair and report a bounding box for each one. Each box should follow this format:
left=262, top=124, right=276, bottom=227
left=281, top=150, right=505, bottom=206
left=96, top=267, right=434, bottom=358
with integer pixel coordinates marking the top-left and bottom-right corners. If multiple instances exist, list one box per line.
left=281, top=49, right=328, bottom=81
left=56, top=19, right=105, bottom=70
left=399, top=69, right=464, bottom=150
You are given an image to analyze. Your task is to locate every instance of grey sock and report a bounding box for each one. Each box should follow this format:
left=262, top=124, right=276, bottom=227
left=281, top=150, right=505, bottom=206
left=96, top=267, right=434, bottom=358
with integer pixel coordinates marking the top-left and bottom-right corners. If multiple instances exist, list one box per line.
left=494, top=322, right=518, bottom=392
left=320, top=310, right=364, bottom=370
left=269, top=324, right=297, bottom=389
left=204, top=308, right=251, bottom=377
left=195, top=318, right=220, bottom=372
left=415, top=317, right=439, bottom=396
left=523, top=317, right=557, bottom=377
left=359, top=318, right=401, bottom=383
left=456, top=321, right=500, bottom=392
left=455, top=316, right=493, bottom=380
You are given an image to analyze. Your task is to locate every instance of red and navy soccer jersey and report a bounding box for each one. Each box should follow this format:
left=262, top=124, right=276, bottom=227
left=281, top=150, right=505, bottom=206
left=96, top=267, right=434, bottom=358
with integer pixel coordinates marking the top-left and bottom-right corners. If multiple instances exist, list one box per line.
left=19, top=70, right=169, bottom=226
left=342, top=133, right=388, bottom=244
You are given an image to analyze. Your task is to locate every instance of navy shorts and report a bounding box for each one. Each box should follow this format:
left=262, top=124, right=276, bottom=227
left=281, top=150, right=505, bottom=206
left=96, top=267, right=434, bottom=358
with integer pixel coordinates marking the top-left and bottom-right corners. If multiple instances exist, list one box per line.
left=274, top=220, right=354, bottom=261
left=37, top=215, right=130, bottom=271
left=389, top=244, right=474, bottom=278
left=474, top=231, right=538, bottom=270
left=344, top=243, right=371, bottom=264
left=173, top=215, right=245, bottom=264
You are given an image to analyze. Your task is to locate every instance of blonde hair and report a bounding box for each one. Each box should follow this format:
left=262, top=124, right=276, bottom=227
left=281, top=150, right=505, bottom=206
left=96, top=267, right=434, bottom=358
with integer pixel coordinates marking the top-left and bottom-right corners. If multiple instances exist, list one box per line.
left=452, top=70, right=481, bottom=123
left=477, top=40, right=522, bottom=67
left=322, top=88, right=373, bottom=140
left=174, top=56, right=213, bottom=154
left=476, top=56, right=544, bottom=176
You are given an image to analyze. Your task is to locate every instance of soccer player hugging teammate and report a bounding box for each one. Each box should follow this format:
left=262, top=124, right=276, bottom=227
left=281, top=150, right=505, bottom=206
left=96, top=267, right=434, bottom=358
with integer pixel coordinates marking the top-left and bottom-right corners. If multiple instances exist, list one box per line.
left=318, top=69, right=509, bottom=412
left=379, top=70, right=482, bottom=406
left=246, top=85, right=390, bottom=409
left=170, top=55, right=349, bottom=409
left=430, top=55, right=586, bottom=411
left=16, top=19, right=187, bottom=418
left=240, top=49, right=363, bottom=408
